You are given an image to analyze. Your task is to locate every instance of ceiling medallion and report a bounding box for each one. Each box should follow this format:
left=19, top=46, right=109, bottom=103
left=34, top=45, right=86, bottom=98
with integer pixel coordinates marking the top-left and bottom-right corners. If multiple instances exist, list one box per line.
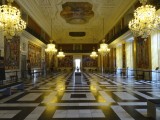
left=60, top=2, right=94, bottom=24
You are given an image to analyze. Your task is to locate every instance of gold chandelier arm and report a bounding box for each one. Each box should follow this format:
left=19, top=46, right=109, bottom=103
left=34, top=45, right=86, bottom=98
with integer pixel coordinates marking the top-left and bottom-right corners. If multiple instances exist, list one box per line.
left=102, top=39, right=105, bottom=43
left=139, top=0, right=147, bottom=5
left=50, top=39, right=54, bottom=43
left=7, top=0, right=14, bottom=4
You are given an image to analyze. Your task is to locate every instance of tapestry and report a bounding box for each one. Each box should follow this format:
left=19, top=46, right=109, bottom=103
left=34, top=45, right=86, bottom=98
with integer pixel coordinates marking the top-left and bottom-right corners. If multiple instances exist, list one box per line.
left=58, top=55, right=73, bottom=67
left=82, top=55, right=97, bottom=67
left=136, top=37, right=149, bottom=68
left=4, top=36, right=20, bottom=70
left=28, top=42, right=41, bottom=68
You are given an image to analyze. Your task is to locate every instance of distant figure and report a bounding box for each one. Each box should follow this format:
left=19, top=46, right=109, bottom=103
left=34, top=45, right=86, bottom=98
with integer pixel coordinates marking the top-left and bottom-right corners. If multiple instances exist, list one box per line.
left=27, top=59, right=31, bottom=79
left=77, top=66, right=79, bottom=71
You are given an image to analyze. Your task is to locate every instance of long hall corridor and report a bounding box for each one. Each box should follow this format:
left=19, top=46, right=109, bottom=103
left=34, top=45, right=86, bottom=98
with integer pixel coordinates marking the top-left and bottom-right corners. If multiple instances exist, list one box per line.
left=0, top=72, right=159, bottom=120
left=1, top=0, right=160, bottom=120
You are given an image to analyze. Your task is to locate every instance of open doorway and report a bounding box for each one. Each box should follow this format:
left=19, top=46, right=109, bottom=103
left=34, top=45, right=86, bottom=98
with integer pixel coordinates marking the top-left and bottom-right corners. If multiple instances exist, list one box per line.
left=75, top=59, right=81, bottom=72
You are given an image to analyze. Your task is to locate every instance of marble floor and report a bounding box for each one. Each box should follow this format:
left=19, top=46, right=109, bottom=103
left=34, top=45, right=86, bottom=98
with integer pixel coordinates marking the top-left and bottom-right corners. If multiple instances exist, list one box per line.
left=0, top=72, right=159, bottom=120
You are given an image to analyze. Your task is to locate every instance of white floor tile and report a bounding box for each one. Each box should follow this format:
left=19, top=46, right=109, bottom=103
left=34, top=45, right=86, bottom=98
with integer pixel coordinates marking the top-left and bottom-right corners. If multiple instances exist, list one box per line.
left=42, top=91, right=57, bottom=103
left=148, top=92, right=160, bottom=97
left=111, top=106, right=134, bottom=120
left=18, top=93, right=42, bottom=101
left=0, top=110, right=21, bottom=118
left=24, top=106, right=46, bottom=120
left=114, top=92, right=138, bottom=100
left=135, top=109, right=147, bottom=117
left=118, top=102, right=147, bottom=106
left=132, top=91, right=155, bottom=99
left=99, top=91, right=115, bottom=102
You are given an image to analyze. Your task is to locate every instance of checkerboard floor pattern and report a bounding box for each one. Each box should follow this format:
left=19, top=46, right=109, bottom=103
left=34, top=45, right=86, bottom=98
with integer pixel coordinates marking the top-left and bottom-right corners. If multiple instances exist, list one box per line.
left=0, top=72, right=160, bottom=120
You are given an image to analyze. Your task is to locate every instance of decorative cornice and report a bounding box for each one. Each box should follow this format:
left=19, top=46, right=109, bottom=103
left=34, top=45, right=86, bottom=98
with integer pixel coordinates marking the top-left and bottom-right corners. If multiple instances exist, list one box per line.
left=105, top=0, right=137, bottom=34
left=109, top=30, right=134, bottom=48
left=21, top=31, right=46, bottom=48
left=16, top=0, right=51, bottom=36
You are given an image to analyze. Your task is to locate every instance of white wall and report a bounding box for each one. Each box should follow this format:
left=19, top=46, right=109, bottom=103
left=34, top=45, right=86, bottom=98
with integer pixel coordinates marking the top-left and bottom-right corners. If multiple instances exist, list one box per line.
left=116, top=45, right=122, bottom=68
left=126, top=40, right=134, bottom=76
left=151, top=30, right=160, bottom=81
left=0, top=31, right=4, bottom=57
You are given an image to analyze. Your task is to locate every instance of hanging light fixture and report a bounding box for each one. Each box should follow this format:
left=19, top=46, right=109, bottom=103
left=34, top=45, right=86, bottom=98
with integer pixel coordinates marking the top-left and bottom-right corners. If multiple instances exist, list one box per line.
left=0, top=0, right=26, bottom=39
left=98, top=39, right=110, bottom=76
left=57, top=48, right=65, bottom=59
left=90, top=47, right=98, bottom=59
left=45, top=18, right=57, bottom=54
left=98, top=18, right=109, bottom=55
left=45, top=43, right=57, bottom=54
left=98, top=39, right=110, bottom=55
left=128, top=0, right=160, bottom=39
left=98, top=18, right=110, bottom=76
left=90, top=36, right=98, bottom=59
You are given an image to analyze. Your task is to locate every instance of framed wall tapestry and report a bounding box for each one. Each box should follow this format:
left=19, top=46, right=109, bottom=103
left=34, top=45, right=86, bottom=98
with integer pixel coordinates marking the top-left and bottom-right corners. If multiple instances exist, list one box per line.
left=58, top=55, right=73, bottom=67
left=28, top=42, right=41, bottom=68
left=4, top=36, right=20, bottom=70
left=82, top=55, right=98, bottom=67
left=136, top=37, right=149, bottom=68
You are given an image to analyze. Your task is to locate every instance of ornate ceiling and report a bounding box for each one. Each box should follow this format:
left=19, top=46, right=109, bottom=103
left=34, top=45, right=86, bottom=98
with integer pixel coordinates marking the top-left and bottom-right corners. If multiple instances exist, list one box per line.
left=60, top=2, right=94, bottom=24
left=16, top=0, right=137, bottom=44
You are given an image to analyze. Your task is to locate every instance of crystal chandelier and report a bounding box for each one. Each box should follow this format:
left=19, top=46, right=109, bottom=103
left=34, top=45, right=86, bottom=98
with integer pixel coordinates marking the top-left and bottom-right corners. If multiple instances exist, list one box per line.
left=45, top=43, right=57, bottom=54
left=57, top=48, right=65, bottom=59
left=128, top=0, right=160, bottom=39
left=98, top=18, right=110, bottom=55
left=98, top=39, right=110, bottom=55
left=45, top=18, right=57, bottom=54
left=90, top=48, right=98, bottom=59
left=98, top=39, right=110, bottom=76
left=0, top=0, right=26, bottom=39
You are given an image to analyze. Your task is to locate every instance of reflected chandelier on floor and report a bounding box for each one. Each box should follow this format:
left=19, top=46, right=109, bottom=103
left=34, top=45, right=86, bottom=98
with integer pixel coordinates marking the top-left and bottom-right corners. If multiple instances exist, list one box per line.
left=128, top=0, right=160, bottom=39
left=0, top=0, right=26, bottom=39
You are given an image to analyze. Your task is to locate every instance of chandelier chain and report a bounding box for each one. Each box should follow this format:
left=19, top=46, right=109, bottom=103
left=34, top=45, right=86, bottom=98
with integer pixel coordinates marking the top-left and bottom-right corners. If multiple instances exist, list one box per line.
left=139, top=0, right=147, bottom=5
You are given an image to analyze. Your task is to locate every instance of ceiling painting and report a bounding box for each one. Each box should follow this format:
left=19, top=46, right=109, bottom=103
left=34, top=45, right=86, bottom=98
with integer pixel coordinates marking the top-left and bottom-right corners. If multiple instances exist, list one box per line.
left=60, top=2, right=94, bottom=24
